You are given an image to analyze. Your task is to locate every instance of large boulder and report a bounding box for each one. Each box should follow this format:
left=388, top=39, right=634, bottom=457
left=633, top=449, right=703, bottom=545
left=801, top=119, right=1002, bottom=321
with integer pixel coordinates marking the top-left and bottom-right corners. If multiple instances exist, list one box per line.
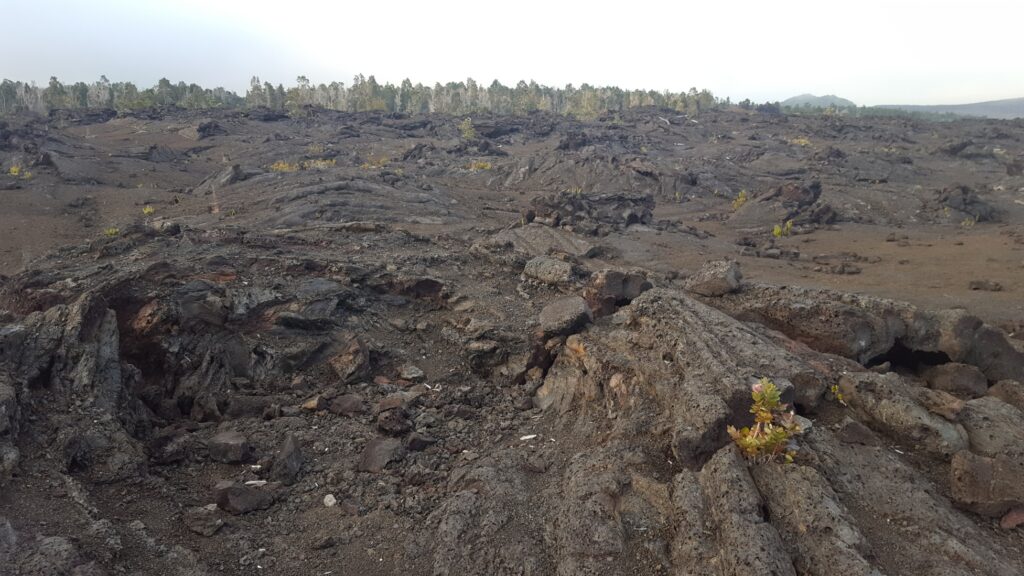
left=951, top=451, right=1024, bottom=517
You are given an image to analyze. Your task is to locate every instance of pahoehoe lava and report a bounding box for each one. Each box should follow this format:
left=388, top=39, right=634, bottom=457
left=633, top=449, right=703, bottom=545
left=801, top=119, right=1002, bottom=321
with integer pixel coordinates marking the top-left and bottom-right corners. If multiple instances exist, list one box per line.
left=1, top=105, right=1023, bottom=575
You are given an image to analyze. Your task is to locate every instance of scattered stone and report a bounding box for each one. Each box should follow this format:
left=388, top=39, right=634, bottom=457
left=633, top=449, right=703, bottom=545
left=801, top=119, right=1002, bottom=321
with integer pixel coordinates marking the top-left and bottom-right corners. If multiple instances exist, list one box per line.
left=524, top=453, right=549, bottom=473
left=405, top=432, right=437, bottom=451
left=398, top=363, right=425, bottom=381
left=339, top=499, right=362, bottom=516
left=323, top=494, right=338, bottom=507
left=523, top=256, right=574, bottom=285
left=375, top=392, right=417, bottom=413
left=0, top=376, right=16, bottom=436
left=969, top=280, right=1003, bottom=292
left=684, top=260, right=743, bottom=297
left=213, top=480, right=275, bottom=515
left=1000, top=507, right=1024, bottom=530
left=207, top=431, right=252, bottom=464
left=328, top=394, right=366, bottom=416
left=921, top=363, right=988, bottom=398
left=269, top=434, right=303, bottom=485
left=301, top=395, right=328, bottom=411
left=312, top=536, right=337, bottom=550
left=836, top=418, right=879, bottom=446
left=0, top=516, right=15, bottom=563
left=328, top=334, right=370, bottom=384
left=539, top=295, right=593, bottom=336
left=183, top=505, right=224, bottom=537
left=376, top=409, right=412, bottom=435
left=0, top=444, right=19, bottom=478
left=178, top=120, right=225, bottom=141
left=358, top=437, right=405, bottom=473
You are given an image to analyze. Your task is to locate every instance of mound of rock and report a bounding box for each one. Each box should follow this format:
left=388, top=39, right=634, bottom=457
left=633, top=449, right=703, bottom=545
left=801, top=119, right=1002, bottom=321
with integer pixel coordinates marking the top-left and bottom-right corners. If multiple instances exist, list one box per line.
left=527, top=190, right=654, bottom=236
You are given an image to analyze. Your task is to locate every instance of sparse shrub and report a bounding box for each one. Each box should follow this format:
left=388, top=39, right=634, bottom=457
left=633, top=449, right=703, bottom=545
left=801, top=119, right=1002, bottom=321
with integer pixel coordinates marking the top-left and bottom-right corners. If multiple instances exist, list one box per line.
left=142, top=205, right=155, bottom=216
left=301, top=158, right=336, bottom=170
left=467, top=160, right=492, bottom=171
left=790, top=136, right=811, bottom=147
left=360, top=156, right=390, bottom=170
left=103, top=227, right=120, bottom=238
left=566, top=186, right=583, bottom=196
left=727, top=377, right=802, bottom=463
left=269, top=160, right=299, bottom=173
left=459, top=118, right=477, bottom=140
left=960, top=216, right=977, bottom=229
left=7, top=165, right=31, bottom=179
left=307, top=143, right=326, bottom=155
left=731, top=190, right=748, bottom=210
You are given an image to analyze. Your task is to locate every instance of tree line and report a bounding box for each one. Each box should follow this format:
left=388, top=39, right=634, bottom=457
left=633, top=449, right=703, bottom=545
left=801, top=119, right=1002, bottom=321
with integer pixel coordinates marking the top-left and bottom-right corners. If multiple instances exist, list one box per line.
left=0, top=75, right=719, bottom=119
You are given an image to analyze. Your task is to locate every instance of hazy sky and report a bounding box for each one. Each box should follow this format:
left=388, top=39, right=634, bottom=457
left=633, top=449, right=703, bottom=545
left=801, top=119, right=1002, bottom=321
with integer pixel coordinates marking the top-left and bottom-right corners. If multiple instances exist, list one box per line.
left=3, top=0, right=1022, bottom=106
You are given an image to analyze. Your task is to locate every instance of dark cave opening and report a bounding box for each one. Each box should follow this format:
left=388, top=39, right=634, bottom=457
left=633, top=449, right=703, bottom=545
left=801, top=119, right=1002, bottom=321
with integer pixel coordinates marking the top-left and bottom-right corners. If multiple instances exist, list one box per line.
left=865, top=341, right=951, bottom=373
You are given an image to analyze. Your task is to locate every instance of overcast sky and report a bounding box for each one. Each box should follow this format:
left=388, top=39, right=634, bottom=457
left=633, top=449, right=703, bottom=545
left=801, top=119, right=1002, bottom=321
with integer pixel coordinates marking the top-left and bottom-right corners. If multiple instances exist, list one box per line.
left=2, top=0, right=1022, bottom=106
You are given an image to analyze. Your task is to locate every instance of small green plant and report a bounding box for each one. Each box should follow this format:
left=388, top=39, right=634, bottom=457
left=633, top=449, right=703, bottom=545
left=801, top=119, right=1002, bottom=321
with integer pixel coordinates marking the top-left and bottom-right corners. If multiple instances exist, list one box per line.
left=960, top=216, right=977, bottom=229
left=458, top=117, right=477, bottom=140
left=103, top=227, right=120, bottom=238
left=789, top=136, right=811, bottom=147
left=829, top=383, right=847, bottom=406
left=566, top=186, right=583, bottom=196
left=731, top=190, right=748, bottom=210
left=727, top=378, right=802, bottom=463
left=467, top=160, right=492, bottom=171
left=307, top=143, right=326, bottom=155
left=142, top=205, right=155, bottom=216
left=772, top=219, right=794, bottom=238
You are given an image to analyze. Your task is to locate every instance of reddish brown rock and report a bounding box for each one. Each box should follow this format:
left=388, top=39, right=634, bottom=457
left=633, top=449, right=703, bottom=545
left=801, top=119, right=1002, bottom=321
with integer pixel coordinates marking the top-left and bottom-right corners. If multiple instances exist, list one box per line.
left=328, top=394, right=365, bottom=416
left=328, top=334, right=370, bottom=384
left=358, top=437, right=404, bottom=473
left=950, top=450, right=1024, bottom=517
left=921, top=363, right=988, bottom=398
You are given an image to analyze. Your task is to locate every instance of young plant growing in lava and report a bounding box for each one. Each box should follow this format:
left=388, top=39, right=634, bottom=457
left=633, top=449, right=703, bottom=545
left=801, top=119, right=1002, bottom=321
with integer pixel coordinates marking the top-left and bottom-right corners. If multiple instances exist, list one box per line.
left=728, top=377, right=802, bottom=463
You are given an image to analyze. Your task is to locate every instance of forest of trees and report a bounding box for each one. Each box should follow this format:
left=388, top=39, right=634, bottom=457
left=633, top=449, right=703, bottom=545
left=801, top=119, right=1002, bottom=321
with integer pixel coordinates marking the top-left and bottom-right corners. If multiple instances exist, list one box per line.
left=0, top=75, right=720, bottom=119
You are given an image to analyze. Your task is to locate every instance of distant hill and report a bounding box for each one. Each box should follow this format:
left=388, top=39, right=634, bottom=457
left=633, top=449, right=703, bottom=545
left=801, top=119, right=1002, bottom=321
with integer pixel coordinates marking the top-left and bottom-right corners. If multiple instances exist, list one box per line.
left=782, top=94, right=857, bottom=108
left=876, top=97, right=1024, bottom=120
